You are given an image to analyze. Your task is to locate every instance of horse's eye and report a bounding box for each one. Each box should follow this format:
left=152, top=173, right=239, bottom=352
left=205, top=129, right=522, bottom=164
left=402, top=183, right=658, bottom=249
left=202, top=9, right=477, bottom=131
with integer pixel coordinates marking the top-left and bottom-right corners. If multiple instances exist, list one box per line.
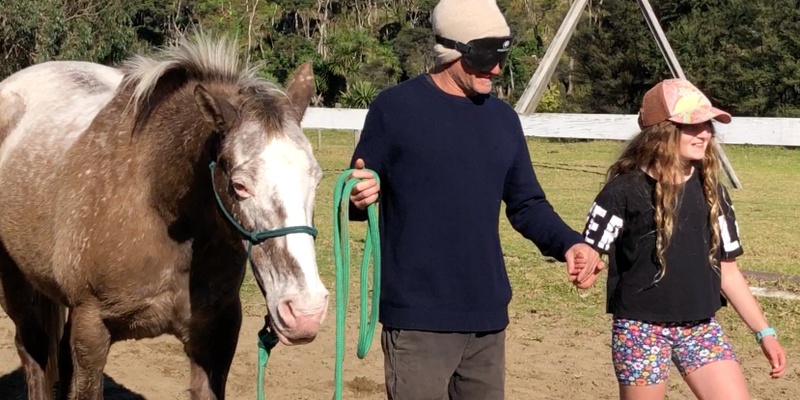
left=231, top=177, right=252, bottom=199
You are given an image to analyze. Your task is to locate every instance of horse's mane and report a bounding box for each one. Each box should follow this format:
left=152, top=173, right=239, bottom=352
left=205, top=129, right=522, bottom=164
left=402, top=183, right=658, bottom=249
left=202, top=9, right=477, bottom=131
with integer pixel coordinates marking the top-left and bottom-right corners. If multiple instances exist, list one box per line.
left=119, top=31, right=289, bottom=134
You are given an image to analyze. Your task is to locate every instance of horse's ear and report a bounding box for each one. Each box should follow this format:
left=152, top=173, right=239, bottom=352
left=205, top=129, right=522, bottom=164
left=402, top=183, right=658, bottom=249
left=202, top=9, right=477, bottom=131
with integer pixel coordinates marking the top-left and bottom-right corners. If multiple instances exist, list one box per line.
left=285, top=62, right=315, bottom=119
left=194, top=84, right=237, bottom=132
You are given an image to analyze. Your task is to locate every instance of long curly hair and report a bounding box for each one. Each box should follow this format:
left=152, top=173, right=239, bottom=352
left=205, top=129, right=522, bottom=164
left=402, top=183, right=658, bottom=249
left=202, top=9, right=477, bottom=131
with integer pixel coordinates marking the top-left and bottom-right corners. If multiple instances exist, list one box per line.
left=606, top=121, right=722, bottom=282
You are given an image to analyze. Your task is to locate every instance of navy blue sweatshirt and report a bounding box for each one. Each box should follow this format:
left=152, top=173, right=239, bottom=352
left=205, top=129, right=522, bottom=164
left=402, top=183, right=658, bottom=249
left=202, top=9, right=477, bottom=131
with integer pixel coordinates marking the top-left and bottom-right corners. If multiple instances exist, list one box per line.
left=349, top=74, right=583, bottom=332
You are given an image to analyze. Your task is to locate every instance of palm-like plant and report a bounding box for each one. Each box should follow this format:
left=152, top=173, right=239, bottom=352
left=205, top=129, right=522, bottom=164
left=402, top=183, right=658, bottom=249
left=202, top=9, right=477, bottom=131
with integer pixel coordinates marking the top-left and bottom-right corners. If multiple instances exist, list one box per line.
left=339, top=80, right=379, bottom=108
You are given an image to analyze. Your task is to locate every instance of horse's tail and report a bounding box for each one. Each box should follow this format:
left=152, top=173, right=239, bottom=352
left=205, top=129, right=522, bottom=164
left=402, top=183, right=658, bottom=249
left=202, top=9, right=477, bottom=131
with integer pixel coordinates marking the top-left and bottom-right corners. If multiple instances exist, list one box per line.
left=33, top=291, right=67, bottom=394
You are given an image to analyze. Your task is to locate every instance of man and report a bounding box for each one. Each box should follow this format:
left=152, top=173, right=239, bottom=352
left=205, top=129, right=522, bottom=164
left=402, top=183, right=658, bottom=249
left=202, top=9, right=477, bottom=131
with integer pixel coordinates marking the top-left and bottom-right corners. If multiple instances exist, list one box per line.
left=348, top=0, right=603, bottom=398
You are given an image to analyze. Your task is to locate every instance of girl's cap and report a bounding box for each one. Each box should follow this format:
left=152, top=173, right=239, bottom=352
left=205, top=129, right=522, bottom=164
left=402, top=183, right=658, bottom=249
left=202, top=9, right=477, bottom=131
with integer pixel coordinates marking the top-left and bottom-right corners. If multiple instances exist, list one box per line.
left=638, top=78, right=732, bottom=128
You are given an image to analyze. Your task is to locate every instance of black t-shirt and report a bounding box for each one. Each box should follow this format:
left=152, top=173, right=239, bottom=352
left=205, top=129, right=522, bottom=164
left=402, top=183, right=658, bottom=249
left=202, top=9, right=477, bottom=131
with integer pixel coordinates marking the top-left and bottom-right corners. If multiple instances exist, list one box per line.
left=582, top=168, right=744, bottom=322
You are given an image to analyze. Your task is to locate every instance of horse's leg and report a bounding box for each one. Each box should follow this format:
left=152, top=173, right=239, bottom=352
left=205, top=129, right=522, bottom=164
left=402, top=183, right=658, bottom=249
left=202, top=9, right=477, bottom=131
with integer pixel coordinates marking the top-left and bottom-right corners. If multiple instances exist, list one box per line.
left=11, top=296, right=62, bottom=400
left=0, top=246, right=63, bottom=400
left=67, top=304, right=110, bottom=400
left=57, top=312, right=74, bottom=400
left=186, top=299, right=243, bottom=400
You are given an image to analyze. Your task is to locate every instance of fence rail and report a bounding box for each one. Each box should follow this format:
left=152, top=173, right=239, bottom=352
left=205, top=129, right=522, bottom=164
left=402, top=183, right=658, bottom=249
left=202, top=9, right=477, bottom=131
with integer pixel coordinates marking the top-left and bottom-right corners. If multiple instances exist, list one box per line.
left=301, top=107, right=800, bottom=147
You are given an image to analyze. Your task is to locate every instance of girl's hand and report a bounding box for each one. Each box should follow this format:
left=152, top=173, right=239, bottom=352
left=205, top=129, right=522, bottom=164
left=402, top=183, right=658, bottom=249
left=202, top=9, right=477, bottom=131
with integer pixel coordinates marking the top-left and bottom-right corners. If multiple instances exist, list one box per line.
left=760, top=335, right=787, bottom=378
left=570, top=252, right=587, bottom=282
left=568, top=252, right=604, bottom=290
left=573, top=262, right=604, bottom=289
left=565, top=244, right=604, bottom=289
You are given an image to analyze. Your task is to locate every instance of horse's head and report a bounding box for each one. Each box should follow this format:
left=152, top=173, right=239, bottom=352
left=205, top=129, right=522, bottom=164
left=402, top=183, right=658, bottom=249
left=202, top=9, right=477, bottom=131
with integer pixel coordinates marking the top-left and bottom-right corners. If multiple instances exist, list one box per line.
left=195, top=62, right=327, bottom=345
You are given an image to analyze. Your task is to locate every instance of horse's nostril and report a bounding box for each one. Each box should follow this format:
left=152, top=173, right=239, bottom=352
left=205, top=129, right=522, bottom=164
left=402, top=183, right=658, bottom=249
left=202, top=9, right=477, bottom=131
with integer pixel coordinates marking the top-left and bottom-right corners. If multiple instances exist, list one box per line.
left=277, top=298, right=297, bottom=329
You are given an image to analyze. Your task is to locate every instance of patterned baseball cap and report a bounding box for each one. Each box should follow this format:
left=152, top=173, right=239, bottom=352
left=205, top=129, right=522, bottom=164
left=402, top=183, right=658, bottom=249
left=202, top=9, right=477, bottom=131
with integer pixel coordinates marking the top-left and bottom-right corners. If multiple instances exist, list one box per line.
left=638, top=78, right=732, bottom=128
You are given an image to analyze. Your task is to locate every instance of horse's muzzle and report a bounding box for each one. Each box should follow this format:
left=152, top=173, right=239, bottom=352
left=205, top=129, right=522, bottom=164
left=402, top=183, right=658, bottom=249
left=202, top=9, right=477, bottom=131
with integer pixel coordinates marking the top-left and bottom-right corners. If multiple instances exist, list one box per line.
left=273, top=293, right=328, bottom=345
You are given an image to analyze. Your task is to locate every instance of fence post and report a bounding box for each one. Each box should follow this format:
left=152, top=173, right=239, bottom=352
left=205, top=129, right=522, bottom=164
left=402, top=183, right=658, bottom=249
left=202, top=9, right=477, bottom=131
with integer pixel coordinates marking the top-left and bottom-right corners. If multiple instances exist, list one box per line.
left=317, top=129, right=322, bottom=150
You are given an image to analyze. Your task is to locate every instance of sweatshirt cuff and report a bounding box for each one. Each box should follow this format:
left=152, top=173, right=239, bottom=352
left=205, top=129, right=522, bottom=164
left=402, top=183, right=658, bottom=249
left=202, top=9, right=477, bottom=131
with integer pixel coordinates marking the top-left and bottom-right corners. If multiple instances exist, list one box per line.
left=555, top=231, right=585, bottom=262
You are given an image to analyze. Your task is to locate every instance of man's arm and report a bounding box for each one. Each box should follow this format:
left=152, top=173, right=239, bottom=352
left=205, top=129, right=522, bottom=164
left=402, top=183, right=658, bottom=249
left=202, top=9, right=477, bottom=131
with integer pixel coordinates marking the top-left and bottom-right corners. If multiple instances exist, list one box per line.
left=348, top=101, right=387, bottom=220
left=502, top=130, right=583, bottom=261
left=503, top=133, right=605, bottom=285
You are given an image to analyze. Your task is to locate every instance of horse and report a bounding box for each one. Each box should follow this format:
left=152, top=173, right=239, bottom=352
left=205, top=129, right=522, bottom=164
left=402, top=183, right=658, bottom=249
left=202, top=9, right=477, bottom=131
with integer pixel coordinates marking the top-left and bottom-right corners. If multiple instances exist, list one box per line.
left=0, top=32, right=329, bottom=399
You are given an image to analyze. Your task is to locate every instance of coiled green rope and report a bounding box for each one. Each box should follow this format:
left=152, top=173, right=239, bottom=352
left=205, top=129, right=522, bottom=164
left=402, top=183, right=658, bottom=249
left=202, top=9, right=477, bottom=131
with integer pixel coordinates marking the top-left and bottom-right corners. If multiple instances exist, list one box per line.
left=332, top=168, right=381, bottom=400
left=254, top=168, right=380, bottom=400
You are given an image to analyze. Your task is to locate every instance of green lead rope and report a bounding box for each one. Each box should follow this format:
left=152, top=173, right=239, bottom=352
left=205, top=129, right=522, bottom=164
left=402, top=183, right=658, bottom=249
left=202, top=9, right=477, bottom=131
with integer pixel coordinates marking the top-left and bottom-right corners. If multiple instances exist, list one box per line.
left=256, top=318, right=279, bottom=400
left=332, top=169, right=382, bottom=400
left=254, top=169, right=380, bottom=400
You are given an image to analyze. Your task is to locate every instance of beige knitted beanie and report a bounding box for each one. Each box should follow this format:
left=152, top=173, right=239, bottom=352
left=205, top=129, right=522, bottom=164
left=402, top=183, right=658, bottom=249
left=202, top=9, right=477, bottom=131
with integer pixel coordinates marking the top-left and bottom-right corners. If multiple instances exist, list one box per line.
left=431, top=0, right=511, bottom=67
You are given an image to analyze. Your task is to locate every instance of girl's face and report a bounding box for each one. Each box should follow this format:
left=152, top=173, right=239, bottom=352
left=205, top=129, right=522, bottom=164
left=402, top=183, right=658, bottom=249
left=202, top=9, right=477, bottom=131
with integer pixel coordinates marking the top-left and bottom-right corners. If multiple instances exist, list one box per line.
left=678, top=122, right=713, bottom=161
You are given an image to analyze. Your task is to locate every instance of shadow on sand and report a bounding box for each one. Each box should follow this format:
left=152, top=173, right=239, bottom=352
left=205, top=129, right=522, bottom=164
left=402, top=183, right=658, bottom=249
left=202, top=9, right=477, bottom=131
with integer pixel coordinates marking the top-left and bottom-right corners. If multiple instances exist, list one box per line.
left=0, top=368, right=147, bottom=400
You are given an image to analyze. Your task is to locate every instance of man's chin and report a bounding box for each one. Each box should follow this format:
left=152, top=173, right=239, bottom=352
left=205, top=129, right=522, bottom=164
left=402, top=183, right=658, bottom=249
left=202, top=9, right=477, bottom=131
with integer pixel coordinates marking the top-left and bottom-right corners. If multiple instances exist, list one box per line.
left=472, top=79, right=493, bottom=94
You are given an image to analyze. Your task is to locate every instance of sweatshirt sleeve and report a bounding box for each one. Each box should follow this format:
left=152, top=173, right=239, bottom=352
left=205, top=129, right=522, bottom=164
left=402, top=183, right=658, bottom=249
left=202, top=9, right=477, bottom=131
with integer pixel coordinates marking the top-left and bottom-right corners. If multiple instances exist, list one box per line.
left=348, top=100, right=388, bottom=221
left=503, top=128, right=583, bottom=262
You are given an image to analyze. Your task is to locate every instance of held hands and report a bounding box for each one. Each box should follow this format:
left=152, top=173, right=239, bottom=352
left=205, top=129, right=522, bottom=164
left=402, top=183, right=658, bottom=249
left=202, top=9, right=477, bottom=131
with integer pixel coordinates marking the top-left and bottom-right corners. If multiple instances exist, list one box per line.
left=349, top=158, right=380, bottom=210
left=760, top=335, right=787, bottom=379
left=565, top=243, right=604, bottom=289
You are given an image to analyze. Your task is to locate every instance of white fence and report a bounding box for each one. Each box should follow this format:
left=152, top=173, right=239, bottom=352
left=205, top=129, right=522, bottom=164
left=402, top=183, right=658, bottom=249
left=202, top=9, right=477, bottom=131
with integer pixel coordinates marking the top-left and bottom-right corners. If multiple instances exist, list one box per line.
left=301, top=107, right=800, bottom=147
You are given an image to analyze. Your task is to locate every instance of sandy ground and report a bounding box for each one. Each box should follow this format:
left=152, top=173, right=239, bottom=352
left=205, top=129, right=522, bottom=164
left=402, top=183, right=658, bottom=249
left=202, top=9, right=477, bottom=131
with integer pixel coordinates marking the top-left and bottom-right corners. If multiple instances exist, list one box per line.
left=1, top=305, right=797, bottom=400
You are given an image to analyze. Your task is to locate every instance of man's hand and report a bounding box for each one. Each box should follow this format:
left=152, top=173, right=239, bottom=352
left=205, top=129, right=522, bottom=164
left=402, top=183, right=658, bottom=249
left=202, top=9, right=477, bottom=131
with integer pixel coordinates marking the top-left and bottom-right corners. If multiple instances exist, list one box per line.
left=564, top=243, right=604, bottom=289
left=349, top=158, right=380, bottom=210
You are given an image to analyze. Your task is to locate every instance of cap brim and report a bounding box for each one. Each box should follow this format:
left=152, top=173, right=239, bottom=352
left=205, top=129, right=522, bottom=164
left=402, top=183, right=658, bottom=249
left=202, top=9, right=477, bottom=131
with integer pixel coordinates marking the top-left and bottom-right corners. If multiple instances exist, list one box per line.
left=668, top=106, right=732, bottom=125
left=708, top=107, right=732, bottom=124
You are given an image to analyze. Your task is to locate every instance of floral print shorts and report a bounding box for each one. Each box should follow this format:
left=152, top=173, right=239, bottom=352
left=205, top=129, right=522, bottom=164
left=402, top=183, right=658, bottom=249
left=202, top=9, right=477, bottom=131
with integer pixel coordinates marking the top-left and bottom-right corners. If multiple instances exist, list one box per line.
left=611, top=317, right=738, bottom=386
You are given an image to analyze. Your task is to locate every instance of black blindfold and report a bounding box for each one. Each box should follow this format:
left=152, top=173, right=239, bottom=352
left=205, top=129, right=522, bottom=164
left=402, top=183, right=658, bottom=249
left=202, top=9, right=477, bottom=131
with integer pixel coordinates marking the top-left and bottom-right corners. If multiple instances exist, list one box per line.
left=435, top=35, right=514, bottom=72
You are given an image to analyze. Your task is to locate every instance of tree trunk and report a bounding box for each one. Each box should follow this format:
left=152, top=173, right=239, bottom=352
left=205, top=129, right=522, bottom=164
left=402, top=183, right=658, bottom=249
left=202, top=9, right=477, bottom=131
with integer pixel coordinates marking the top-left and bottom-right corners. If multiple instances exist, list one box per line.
left=317, top=0, right=329, bottom=58
left=567, top=57, right=574, bottom=95
left=246, top=0, right=258, bottom=65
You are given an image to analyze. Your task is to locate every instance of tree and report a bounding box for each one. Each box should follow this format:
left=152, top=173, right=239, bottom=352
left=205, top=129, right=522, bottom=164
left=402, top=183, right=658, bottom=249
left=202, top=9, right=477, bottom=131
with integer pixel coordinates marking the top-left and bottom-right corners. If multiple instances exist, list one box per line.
left=0, top=0, right=148, bottom=79
left=1, top=0, right=794, bottom=113
left=392, top=26, right=434, bottom=79
left=566, top=0, right=666, bottom=114
left=566, top=0, right=800, bottom=117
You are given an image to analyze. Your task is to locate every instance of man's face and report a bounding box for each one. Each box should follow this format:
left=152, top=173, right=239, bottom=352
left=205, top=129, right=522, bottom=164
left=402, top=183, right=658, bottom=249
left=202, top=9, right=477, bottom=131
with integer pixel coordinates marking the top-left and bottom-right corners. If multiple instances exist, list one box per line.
left=452, top=58, right=502, bottom=95
left=434, top=34, right=512, bottom=96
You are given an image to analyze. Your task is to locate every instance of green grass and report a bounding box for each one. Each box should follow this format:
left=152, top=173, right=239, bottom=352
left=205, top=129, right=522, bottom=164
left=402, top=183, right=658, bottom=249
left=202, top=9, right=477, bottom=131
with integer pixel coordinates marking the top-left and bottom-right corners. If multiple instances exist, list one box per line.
left=241, top=130, right=800, bottom=352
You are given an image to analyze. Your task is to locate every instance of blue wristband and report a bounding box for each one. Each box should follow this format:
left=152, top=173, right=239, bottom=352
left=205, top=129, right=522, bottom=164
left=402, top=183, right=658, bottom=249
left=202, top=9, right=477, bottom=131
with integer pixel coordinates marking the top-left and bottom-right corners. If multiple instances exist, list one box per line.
left=755, top=327, right=777, bottom=343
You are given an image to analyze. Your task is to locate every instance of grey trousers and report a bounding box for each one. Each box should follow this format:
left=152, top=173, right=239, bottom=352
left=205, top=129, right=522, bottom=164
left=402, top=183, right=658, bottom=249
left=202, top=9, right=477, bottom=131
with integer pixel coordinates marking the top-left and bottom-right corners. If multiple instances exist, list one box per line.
left=380, top=327, right=505, bottom=400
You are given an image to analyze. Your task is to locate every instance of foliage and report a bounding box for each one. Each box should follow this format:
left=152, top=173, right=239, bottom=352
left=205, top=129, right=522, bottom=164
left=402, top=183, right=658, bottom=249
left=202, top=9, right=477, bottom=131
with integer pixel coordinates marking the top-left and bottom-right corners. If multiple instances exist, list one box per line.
left=392, top=26, right=435, bottom=79
left=566, top=0, right=665, bottom=114
left=537, top=84, right=562, bottom=112
left=338, top=80, right=379, bottom=108
left=0, top=0, right=140, bottom=78
left=567, top=0, right=800, bottom=117
left=0, top=0, right=797, bottom=115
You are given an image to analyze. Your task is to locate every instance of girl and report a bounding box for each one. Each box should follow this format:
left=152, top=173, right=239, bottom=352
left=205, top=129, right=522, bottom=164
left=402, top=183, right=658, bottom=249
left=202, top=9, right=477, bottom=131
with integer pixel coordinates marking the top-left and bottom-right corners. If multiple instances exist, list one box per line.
left=579, top=78, right=786, bottom=400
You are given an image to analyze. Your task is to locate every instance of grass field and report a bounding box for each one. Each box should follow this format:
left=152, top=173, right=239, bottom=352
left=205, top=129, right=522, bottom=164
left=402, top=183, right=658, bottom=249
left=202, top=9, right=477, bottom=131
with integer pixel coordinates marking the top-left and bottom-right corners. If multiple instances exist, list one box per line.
left=241, top=129, right=800, bottom=362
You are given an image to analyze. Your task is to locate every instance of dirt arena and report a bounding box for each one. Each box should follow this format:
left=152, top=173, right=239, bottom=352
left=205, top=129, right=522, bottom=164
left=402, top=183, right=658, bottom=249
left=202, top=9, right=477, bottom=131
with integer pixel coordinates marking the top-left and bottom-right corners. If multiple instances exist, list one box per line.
left=1, top=303, right=796, bottom=400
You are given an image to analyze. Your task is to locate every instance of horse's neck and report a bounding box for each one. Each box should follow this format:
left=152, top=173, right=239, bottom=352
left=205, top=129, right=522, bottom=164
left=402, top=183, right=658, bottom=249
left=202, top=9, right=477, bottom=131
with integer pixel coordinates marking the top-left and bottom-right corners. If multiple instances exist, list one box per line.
left=122, top=87, right=216, bottom=233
